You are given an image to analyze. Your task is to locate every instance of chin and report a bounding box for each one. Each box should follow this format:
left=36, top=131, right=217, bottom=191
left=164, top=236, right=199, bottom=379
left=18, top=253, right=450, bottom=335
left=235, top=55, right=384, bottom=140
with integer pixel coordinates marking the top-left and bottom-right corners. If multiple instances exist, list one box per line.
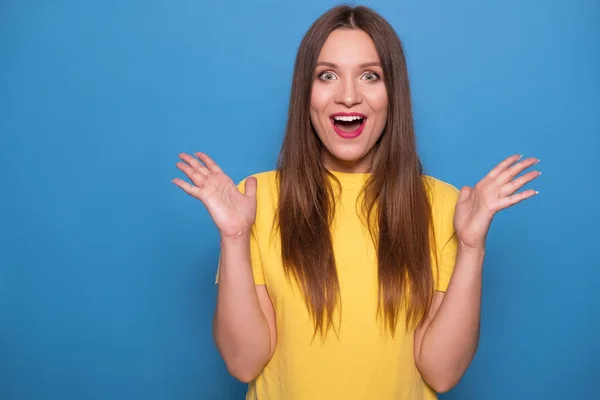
left=325, top=146, right=371, bottom=166
left=331, top=150, right=366, bottom=162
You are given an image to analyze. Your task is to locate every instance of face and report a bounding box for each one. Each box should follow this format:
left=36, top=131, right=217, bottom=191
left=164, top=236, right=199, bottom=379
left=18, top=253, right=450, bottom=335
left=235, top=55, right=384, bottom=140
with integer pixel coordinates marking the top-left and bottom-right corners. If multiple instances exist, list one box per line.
left=310, top=28, right=388, bottom=173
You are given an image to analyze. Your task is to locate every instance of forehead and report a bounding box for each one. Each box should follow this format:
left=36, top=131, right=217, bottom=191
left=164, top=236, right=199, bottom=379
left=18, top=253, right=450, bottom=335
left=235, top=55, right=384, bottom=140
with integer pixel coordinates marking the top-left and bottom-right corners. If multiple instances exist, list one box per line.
left=317, top=29, right=380, bottom=65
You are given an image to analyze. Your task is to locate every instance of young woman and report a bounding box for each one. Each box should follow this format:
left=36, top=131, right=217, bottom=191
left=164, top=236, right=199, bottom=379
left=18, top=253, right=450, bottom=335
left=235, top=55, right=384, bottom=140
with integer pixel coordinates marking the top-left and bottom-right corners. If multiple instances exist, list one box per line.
left=173, top=5, right=540, bottom=400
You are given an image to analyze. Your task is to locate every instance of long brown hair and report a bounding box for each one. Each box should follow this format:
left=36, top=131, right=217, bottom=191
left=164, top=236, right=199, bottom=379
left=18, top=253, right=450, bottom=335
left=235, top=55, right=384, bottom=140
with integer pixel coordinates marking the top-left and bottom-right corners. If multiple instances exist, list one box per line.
left=276, top=4, right=437, bottom=336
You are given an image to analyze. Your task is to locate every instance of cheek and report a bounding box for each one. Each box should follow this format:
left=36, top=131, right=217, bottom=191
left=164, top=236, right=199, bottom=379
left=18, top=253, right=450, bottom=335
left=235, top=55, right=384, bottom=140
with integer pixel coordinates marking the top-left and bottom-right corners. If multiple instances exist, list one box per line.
left=368, top=87, right=388, bottom=114
left=310, top=85, right=329, bottom=113
left=365, top=88, right=388, bottom=131
left=310, top=86, right=332, bottom=131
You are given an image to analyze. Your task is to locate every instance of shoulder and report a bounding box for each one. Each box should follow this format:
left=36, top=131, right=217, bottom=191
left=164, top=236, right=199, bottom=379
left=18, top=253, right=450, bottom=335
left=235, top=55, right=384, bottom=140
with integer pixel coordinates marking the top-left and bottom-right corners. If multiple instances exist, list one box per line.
left=422, top=176, right=461, bottom=247
left=421, top=174, right=460, bottom=212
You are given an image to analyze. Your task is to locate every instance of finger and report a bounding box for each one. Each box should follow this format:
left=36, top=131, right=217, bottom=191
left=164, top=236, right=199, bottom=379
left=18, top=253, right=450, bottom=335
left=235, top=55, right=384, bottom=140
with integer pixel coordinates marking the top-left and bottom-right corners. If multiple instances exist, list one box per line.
left=457, top=186, right=472, bottom=203
left=176, top=161, right=196, bottom=176
left=179, top=152, right=209, bottom=174
left=195, top=152, right=222, bottom=174
left=244, top=176, right=257, bottom=198
left=495, top=189, right=539, bottom=210
left=486, top=154, right=522, bottom=180
left=171, top=178, right=206, bottom=200
left=175, top=163, right=208, bottom=188
left=500, top=170, right=541, bottom=197
left=497, top=157, right=539, bottom=185
left=176, top=161, right=208, bottom=182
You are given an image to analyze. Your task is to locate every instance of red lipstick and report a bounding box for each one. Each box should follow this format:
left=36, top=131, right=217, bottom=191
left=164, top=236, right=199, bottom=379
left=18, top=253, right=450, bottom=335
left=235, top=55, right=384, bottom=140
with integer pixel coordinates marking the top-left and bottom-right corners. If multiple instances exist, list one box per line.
left=330, top=112, right=367, bottom=139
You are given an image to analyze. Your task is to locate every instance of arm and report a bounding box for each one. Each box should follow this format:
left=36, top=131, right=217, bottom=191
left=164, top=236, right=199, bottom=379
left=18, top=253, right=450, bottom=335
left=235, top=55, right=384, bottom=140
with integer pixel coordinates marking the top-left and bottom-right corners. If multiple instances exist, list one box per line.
left=415, top=154, right=541, bottom=392
left=171, top=151, right=277, bottom=383
left=414, top=245, right=484, bottom=393
left=213, top=236, right=277, bottom=383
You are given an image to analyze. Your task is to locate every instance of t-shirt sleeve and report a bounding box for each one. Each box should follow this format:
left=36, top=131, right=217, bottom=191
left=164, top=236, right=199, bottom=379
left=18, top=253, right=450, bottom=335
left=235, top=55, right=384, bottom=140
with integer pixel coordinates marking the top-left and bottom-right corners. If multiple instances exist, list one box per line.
left=214, top=177, right=266, bottom=285
left=434, top=183, right=460, bottom=292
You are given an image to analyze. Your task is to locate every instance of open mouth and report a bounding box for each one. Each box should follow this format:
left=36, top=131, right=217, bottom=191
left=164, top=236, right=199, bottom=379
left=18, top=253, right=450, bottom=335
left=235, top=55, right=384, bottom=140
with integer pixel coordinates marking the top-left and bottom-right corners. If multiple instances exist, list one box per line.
left=330, top=114, right=367, bottom=138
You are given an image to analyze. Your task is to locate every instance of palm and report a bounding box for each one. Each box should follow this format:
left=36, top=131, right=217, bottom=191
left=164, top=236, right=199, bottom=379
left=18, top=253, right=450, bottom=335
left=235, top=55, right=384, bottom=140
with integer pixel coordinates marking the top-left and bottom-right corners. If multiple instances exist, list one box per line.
left=453, top=185, right=495, bottom=249
left=172, top=152, right=257, bottom=239
left=453, top=154, right=541, bottom=250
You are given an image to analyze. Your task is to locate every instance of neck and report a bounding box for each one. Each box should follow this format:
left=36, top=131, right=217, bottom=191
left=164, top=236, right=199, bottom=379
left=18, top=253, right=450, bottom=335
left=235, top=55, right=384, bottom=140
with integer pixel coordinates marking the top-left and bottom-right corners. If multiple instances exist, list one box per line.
left=322, top=149, right=374, bottom=173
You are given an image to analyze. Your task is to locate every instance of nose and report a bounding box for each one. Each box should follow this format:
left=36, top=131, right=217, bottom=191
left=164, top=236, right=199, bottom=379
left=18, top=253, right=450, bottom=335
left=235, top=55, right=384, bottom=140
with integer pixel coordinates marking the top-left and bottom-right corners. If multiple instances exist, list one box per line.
left=335, top=79, right=363, bottom=108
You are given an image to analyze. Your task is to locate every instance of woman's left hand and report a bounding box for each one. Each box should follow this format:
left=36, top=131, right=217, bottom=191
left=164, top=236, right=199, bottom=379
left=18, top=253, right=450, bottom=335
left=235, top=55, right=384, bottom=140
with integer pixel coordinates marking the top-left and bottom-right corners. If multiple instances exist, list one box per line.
left=453, top=154, right=541, bottom=250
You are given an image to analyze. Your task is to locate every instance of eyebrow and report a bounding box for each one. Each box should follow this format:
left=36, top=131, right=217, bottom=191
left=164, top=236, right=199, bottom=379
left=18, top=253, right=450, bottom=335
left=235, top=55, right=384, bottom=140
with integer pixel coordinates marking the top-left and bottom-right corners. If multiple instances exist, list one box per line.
left=316, top=61, right=382, bottom=68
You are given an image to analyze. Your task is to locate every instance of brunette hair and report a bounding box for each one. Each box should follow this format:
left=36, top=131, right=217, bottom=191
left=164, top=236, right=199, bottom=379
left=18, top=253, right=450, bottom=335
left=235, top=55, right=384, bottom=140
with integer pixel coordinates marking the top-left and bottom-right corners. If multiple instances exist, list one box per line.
left=275, top=4, right=437, bottom=336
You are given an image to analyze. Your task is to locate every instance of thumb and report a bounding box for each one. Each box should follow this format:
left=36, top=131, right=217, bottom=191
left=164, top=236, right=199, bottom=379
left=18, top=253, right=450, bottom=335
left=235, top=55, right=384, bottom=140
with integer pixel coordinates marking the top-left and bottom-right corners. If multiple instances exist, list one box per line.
left=458, top=186, right=472, bottom=203
left=244, top=176, right=258, bottom=198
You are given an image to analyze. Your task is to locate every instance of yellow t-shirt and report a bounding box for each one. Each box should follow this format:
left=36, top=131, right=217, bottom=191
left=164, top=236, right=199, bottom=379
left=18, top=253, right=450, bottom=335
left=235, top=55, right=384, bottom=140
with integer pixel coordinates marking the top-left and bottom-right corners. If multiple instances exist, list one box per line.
left=226, top=169, right=459, bottom=400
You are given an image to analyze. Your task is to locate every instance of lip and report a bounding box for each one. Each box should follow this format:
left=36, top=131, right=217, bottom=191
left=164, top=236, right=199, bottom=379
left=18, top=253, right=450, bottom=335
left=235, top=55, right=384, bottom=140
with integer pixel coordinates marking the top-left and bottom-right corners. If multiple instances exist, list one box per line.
left=330, top=112, right=367, bottom=139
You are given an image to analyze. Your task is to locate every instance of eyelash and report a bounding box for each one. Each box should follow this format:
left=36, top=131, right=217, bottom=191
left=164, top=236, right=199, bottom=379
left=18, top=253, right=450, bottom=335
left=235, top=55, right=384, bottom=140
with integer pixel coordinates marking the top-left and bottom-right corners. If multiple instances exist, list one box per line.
left=317, top=71, right=381, bottom=81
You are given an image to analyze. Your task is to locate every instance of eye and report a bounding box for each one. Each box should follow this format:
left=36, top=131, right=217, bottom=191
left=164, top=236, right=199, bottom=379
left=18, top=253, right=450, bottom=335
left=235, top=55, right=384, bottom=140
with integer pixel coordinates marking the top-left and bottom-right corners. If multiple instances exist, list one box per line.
left=362, top=71, right=380, bottom=81
left=318, top=71, right=337, bottom=81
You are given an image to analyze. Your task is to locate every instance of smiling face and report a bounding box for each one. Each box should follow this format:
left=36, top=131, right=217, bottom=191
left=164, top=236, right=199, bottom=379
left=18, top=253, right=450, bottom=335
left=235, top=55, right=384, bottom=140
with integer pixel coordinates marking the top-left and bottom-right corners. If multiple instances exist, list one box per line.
left=310, top=28, right=389, bottom=173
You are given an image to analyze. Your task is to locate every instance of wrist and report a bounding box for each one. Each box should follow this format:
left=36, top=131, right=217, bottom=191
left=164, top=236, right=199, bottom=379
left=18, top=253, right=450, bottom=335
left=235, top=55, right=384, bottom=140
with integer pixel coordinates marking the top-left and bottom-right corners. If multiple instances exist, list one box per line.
left=458, top=242, right=486, bottom=256
left=457, top=243, right=486, bottom=272
left=220, top=232, right=251, bottom=245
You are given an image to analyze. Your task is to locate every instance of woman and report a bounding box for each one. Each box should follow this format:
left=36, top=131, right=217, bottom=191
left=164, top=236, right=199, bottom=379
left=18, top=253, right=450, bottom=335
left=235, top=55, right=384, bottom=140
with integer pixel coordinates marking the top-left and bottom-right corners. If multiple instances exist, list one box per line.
left=172, top=5, right=540, bottom=399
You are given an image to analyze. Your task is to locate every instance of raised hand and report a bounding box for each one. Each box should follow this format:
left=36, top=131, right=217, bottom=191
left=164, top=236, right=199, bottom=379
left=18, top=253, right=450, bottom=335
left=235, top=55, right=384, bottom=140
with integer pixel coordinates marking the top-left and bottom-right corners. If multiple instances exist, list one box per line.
left=172, top=152, right=257, bottom=240
left=453, top=154, right=541, bottom=250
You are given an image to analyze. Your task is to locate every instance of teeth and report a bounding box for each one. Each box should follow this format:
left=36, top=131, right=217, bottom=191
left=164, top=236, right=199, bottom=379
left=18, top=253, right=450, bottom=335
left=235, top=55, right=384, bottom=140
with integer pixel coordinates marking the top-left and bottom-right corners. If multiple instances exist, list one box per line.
left=333, top=115, right=364, bottom=122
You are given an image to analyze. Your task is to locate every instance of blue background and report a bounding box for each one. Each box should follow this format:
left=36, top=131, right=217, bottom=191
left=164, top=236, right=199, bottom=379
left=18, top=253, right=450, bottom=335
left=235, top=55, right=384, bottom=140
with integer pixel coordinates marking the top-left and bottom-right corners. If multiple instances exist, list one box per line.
left=1, top=0, right=598, bottom=399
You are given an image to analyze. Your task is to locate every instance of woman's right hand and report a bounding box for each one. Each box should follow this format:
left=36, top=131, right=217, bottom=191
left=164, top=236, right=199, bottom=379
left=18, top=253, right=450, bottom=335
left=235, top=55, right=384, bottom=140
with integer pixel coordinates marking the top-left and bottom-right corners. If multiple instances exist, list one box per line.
left=172, top=152, right=257, bottom=240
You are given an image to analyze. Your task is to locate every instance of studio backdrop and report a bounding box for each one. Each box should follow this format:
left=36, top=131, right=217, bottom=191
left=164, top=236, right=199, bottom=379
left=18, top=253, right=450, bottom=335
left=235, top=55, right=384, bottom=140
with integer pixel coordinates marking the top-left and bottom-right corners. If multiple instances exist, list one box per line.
left=1, top=0, right=598, bottom=399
